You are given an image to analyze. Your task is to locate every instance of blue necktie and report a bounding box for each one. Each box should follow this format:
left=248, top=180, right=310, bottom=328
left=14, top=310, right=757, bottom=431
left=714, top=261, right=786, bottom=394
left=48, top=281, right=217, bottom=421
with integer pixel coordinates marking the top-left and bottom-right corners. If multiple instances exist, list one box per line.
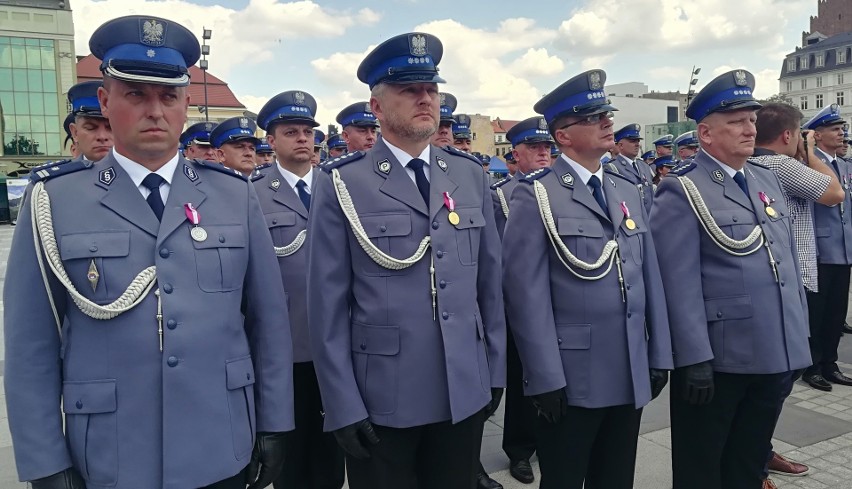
left=407, top=158, right=430, bottom=205
left=296, top=179, right=311, bottom=211
left=733, top=171, right=749, bottom=197
left=141, top=173, right=165, bottom=221
left=588, top=175, right=608, bottom=214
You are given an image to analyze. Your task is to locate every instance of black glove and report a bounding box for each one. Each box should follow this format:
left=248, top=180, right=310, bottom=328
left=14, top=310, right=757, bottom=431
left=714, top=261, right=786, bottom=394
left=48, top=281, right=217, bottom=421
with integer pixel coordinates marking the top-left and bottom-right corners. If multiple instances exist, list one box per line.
left=484, top=388, right=504, bottom=418
left=332, top=418, right=380, bottom=460
left=681, top=361, right=715, bottom=406
left=531, top=388, right=568, bottom=424
left=650, top=369, right=668, bottom=400
left=30, top=468, right=86, bottom=489
left=245, top=432, right=287, bottom=489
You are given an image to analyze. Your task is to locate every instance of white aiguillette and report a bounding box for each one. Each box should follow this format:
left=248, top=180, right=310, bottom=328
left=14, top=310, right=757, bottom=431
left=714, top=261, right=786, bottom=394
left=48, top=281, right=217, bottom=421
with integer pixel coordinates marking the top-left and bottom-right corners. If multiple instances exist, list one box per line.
left=184, top=202, right=207, bottom=242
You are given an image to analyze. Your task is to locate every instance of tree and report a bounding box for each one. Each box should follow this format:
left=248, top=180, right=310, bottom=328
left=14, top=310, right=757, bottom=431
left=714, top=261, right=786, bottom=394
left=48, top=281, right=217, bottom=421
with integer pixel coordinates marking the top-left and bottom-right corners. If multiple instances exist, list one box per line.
left=3, top=135, right=43, bottom=156
left=759, top=94, right=795, bottom=106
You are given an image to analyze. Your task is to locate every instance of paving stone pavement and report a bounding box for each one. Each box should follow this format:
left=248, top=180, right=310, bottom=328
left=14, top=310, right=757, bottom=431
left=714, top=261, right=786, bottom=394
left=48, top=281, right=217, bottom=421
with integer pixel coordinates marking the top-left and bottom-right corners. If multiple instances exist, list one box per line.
left=0, top=221, right=851, bottom=489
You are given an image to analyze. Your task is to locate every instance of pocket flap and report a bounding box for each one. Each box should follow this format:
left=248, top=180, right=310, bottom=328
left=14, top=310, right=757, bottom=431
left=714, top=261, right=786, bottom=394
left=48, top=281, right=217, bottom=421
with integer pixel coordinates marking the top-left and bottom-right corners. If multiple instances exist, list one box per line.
left=192, top=224, right=247, bottom=249
left=60, top=231, right=130, bottom=260
left=359, top=213, right=411, bottom=238
left=62, top=380, right=117, bottom=414
left=620, top=215, right=647, bottom=236
left=454, top=207, right=486, bottom=230
left=557, top=217, right=604, bottom=237
left=704, top=295, right=754, bottom=321
left=265, top=211, right=297, bottom=228
left=555, top=324, right=591, bottom=350
left=710, top=210, right=754, bottom=227
left=350, top=323, right=400, bottom=355
left=815, top=227, right=831, bottom=238
left=226, top=356, right=256, bottom=390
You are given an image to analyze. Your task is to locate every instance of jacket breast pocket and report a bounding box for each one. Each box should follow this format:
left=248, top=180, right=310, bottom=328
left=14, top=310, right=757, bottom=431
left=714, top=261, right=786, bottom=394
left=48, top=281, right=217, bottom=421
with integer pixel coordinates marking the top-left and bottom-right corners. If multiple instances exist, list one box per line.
left=60, top=231, right=130, bottom=304
left=454, top=207, right=485, bottom=266
left=351, top=322, right=400, bottom=415
left=705, top=295, right=754, bottom=367
left=357, top=212, right=412, bottom=277
left=711, top=210, right=756, bottom=241
left=265, top=211, right=299, bottom=248
left=63, top=380, right=117, bottom=486
left=226, top=356, right=256, bottom=460
left=619, top=215, right=646, bottom=264
left=557, top=217, right=604, bottom=263
left=192, top=224, right=248, bottom=292
left=555, top=324, right=591, bottom=400
left=815, top=226, right=831, bottom=238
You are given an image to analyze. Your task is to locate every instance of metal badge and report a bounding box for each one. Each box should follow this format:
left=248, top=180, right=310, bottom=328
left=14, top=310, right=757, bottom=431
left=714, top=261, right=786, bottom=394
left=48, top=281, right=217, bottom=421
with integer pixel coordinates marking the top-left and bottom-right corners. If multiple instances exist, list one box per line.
left=609, top=177, right=616, bottom=188
left=538, top=118, right=548, bottom=130
left=410, top=34, right=427, bottom=56
left=561, top=173, right=574, bottom=187
left=270, top=178, right=281, bottom=190
left=183, top=164, right=199, bottom=182
left=437, top=158, right=448, bottom=171
left=712, top=170, right=725, bottom=182
left=589, top=70, right=603, bottom=90
left=99, top=167, right=116, bottom=186
left=146, top=49, right=156, bottom=58
left=239, top=117, right=249, bottom=129
left=734, top=70, right=748, bottom=86
left=190, top=226, right=208, bottom=242
left=141, top=19, right=165, bottom=46
left=625, top=219, right=636, bottom=230
left=87, top=259, right=99, bottom=292
left=365, top=102, right=372, bottom=113
left=294, top=91, right=305, bottom=106
left=440, top=93, right=446, bottom=106
left=205, top=122, right=213, bottom=131
left=378, top=159, right=391, bottom=174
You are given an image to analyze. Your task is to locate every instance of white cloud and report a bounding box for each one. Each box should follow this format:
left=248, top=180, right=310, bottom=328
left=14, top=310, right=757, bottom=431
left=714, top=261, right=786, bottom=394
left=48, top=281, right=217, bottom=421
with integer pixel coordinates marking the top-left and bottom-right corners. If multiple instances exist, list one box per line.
left=509, top=48, right=565, bottom=76
left=700, top=66, right=780, bottom=100
left=236, top=94, right=271, bottom=115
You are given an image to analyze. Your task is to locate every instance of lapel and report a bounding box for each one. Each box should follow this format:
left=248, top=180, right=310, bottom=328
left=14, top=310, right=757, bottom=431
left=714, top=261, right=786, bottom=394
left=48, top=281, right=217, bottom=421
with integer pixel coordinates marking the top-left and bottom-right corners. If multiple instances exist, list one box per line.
left=744, top=165, right=774, bottom=216
left=96, top=153, right=160, bottom=238
left=602, top=173, right=624, bottom=228
left=617, top=154, right=640, bottom=180
left=695, top=151, right=752, bottom=212
left=270, top=164, right=308, bottom=219
left=429, top=146, right=459, bottom=221
left=816, top=148, right=841, bottom=177
left=157, top=157, right=207, bottom=246
left=555, top=158, right=610, bottom=222
left=374, top=139, right=429, bottom=216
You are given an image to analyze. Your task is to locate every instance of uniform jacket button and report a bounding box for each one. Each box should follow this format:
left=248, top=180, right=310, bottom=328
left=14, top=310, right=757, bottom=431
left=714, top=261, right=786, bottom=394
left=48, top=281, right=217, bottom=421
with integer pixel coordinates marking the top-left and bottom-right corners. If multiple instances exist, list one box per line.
left=163, top=284, right=173, bottom=294
left=432, top=221, right=439, bottom=230
left=272, top=219, right=278, bottom=225
left=159, top=248, right=169, bottom=258
left=360, top=343, right=366, bottom=351
left=167, top=356, right=178, bottom=367
left=380, top=225, right=387, bottom=232
left=89, top=246, right=98, bottom=252
left=557, top=338, right=562, bottom=344
left=442, top=311, right=449, bottom=320
left=436, top=251, right=444, bottom=258
left=439, top=280, right=447, bottom=289
left=167, top=319, right=177, bottom=330
left=219, top=235, right=226, bottom=243
left=246, top=373, right=251, bottom=380
left=75, top=400, right=83, bottom=409
left=717, top=311, right=723, bottom=318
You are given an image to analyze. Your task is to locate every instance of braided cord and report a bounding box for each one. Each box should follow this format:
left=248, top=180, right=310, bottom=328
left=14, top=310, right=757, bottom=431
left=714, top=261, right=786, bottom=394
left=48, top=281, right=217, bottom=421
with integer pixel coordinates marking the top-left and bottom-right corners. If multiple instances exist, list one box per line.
left=496, top=187, right=510, bottom=220
left=274, top=230, right=307, bottom=257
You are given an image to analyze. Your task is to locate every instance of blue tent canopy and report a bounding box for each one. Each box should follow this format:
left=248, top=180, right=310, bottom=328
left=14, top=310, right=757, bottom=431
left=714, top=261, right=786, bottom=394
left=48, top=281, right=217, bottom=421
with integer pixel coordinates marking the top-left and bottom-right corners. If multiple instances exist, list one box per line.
left=488, top=155, right=508, bottom=174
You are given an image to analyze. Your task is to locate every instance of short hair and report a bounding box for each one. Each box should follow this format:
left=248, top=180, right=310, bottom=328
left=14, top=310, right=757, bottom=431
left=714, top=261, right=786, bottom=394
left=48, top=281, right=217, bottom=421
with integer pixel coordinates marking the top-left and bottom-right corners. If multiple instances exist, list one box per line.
left=755, top=103, right=803, bottom=145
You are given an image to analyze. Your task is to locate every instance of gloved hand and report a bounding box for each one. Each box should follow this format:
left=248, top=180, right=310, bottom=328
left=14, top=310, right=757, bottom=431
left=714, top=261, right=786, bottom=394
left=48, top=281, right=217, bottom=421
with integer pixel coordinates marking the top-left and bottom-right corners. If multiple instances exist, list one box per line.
left=681, top=361, right=715, bottom=406
left=332, top=418, right=380, bottom=460
left=484, top=388, right=504, bottom=418
left=531, top=388, right=568, bottom=424
left=30, top=468, right=86, bottom=489
left=245, top=432, right=287, bottom=489
left=650, top=369, right=669, bottom=400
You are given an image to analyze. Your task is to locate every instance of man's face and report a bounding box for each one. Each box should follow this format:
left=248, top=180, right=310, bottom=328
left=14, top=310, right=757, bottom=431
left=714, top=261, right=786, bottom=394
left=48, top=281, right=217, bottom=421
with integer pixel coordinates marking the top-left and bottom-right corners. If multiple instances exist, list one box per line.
left=311, top=148, right=321, bottom=166
left=841, top=141, right=849, bottom=157
left=677, top=146, right=698, bottom=159
left=185, top=142, right=217, bottom=161
left=268, top=123, right=314, bottom=166
left=514, top=142, right=552, bottom=174
left=656, top=145, right=672, bottom=157
left=372, top=82, right=439, bottom=144
left=617, top=137, right=641, bottom=159
left=452, top=138, right=471, bottom=153
left=507, top=160, right=518, bottom=175
left=256, top=152, right=275, bottom=164
left=216, top=140, right=257, bottom=175
left=556, top=112, right=615, bottom=158
left=699, top=109, right=758, bottom=161
left=70, top=115, right=113, bottom=161
left=432, top=122, right=452, bottom=146
left=342, top=125, right=377, bottom=151
left=329, top=147, right=347, bottom=158
left=98, top=79, right=189, bottom=161
left=658, top=166, right=671, bottom=177
left=815, top=124, right=845, bottom=153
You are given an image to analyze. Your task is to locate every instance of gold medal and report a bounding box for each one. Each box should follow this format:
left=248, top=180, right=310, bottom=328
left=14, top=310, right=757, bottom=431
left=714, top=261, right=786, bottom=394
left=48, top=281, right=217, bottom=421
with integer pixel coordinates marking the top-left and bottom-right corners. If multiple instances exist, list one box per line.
left=190, top=226, right=208, bottom=242
left=765, top=207, right=777, bottom=217
left=625, top=218, right=636, bottom=230
left=448, top=211, right=460, bottom=226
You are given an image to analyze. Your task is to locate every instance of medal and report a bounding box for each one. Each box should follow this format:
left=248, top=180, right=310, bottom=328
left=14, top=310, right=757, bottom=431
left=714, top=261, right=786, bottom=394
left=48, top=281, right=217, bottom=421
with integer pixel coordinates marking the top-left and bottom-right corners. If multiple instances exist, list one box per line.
left=184, top=203, right=207, bottom=242
left=443, top=192, right=460, bottom=226
left=759, top=192, right=777, bottom=218
left=620, top=201, right=636, bottom=230
left=87, top=259, right=100, bottom=292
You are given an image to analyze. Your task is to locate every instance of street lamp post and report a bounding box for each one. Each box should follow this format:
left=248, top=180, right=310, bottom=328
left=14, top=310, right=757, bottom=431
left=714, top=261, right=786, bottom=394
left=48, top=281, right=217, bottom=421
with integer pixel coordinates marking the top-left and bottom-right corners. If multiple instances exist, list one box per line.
left=201, top=28, right=212, bottom=122
left=686, top=66, right=701, bottom=106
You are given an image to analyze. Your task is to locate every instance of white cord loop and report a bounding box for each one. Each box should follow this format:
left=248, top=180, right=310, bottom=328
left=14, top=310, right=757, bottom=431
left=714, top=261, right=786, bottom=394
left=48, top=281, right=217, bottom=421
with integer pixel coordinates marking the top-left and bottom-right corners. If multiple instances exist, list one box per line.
left=274, top=230, right=307, bottom=257
left=496, top=187, right=510, bottom=220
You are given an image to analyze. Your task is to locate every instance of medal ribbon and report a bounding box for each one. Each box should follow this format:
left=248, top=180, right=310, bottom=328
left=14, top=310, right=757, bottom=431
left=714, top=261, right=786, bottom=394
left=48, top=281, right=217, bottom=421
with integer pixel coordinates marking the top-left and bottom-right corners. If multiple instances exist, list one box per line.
left=758, top=192, right=772, bottom=207
left=619, top=201, right=630, bottom=218
left=184, top=203, right=200, bottom=225
left=442, top=192, right=455, bottom=212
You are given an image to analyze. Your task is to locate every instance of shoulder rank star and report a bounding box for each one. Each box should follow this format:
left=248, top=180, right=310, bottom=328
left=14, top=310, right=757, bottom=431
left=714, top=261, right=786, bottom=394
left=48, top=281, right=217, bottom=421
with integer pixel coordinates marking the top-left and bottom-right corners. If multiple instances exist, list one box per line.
left=759, top=192, right=776, bottom=217
left=620, top=201, right=636, bottom=230
left=443, top=191, right=459, bottom=225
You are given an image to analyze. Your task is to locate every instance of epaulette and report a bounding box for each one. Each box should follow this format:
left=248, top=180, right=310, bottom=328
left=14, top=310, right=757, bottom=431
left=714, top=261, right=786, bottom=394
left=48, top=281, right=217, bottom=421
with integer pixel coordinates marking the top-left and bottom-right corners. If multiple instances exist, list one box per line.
left=605, top=162, right=620, bottom=175
left=441, top=145, right=482, bottom=165
left=669, top=160, right=696, bottom=176
left=746, top=157, right=769, bottom=170
left=250, top=171, right=266, bottom=182
left=604, top=165, right=635, bottom=183
left=29, top=158, right=74, bottom=174
left=191, top=159, right=248, bottom=180
left=29, top=159, right=91, bottom=183
left=254, top=162, right=272, bottom=172
left=490, top=176, right=512, bottom=190
left=319, top=151, right=366, bottom=172
left=519, top=167, right=551, bottom=184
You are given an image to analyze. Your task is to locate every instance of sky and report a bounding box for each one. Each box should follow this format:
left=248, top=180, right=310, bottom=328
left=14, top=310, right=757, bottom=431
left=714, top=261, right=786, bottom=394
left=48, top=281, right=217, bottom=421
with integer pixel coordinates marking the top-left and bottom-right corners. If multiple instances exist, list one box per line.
left=69, top=0, right=817, bottom=129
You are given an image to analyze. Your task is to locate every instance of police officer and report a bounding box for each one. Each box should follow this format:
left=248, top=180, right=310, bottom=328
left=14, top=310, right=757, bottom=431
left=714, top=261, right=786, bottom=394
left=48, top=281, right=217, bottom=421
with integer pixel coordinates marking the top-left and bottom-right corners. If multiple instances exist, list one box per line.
left=452, top=114, right=473, bottom=153
left=326, top=134, right=348, bottom=159
left=67, top=81, right=113, bottom=162
left=651, top=70, right=810, bottom=489
left=551, top=144, right=561, bottom=163
left=642, top=150, right=656, bottom=165
left=255, top=140, right=276, bottom=166
left=432, top=92, right=457, bottom=147
left=675, top=130, right=700, bottom=160
left=505, top=151, right=518, bottom=176
left=180, top=121, right=218, bottom=161
left=312, top=129, right=325, bottom=166
left=336, top=101, right=379, bottom=152
left=210, top=117, right=261, bottom=177
left=4, top=15, right=293, bottom=489
left=612, top=123, right=655, bottom=213
left=652, top=154, right=677, bottom=185
left=254, top=90, right=346, bottom=489
left=307, top=32, right=506, bottom=489
left=652, top=134, right=674, bottom=157
left=63, top=112, right=80, bottom=158
left=503, top=69, right=671, bottom=489
left=801, top=104, right=852, bottom=390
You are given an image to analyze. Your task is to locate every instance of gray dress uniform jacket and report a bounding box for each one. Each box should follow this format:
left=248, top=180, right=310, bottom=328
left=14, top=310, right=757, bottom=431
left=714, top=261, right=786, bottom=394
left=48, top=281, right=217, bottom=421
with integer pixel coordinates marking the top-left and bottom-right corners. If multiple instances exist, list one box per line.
left=307, top=140, right=506, bottom=432
left=490, top=173, right=519, bottom=239
left=4, top=154, right=294, bottom=489
left=503, top=157, right=672, bottom=409
left=253, top=165, right=319, bottom=363
left=612, top=154, right=655, bottom=214
left=813, top=150, right=852, bottom=265
left=650, top=150, right=811, bottom=373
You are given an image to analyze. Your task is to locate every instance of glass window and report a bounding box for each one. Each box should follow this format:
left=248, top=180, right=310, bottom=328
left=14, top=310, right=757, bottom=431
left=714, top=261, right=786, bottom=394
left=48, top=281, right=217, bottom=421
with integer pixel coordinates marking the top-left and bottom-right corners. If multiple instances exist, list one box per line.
left=801, top=57, right=809, bottom=69
left=39, top=39, right=53, bottom=48
left=26, top=45, right=41, bottom=69
left=816, top=94, right=824, bottom=108
left=788, top=58, right=796, bottom=71
left=3, top=114, right=15, bottom=132
left=786, top=81, right=792, bottom=91
left=816, top=54, right=825, bottom=68
left=840, top=73, right=846, bottom=85
left=29, top=93, right=44, bottom=115
left=0, top=91, right=13, bottom=113
left=24, top=38, right=39, bottom=47
left=800, top=96, right=808, bottom=110
left=0, top=69, right=11, bottom=90
left=16, top=114, right=31, bottom=132
left=0, top=45, right=10, bottom=68
left=42, top=70, right=56, bottom=92
left=28, top=70, right=43, bottom=92
left=0, top=37, right=9, bottom=44
left=30, top=115, right=46, bottom=132
left=802, top=79, right=808, bottom=89
left=10, top=44, right=25, bottom=68
left=817, top=76, right=823, bottom=88
left=40, top=46, right=54, bottom=70
left=43, top=94, right=58, bottom=116
left=12, top=71, right=27, bottom=93
left=838, top=92, right=845, bottom=106
left=44, top=133, right=59, bottom=156
left=9, top=37, right=24, bottom=45
left=839, top=49, right=847, bottom=64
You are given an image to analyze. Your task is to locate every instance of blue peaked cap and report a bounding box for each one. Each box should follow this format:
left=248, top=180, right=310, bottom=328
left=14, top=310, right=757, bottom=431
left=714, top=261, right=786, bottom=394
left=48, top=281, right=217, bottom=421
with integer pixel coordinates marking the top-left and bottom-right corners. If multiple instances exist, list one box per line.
left=210, top=117, right=260, bottom=148
left=614, top=123, right=642, bottom=142
left=439, top=93, right=458, bottom=123
left=327, top=134, right=347, bottom=149
left=452, top=114, right=472, bottom=139
left=357, top=32, right=446, bottom=89
left=336, top=101, right=379, bottom=128
left=68, top=81, right=104, bottom=118
left=257, top=90, right=320, bottom=131
left=686, top=69, right=762, bottom=122
left=180, top=121, right=218, bottom=147
left=653, top=134, right=673, bottom=147
left=803, top=104, right=845, bottom=130
left=675, top=130, right=699, bottom=147
left=506, top=116, right=554, bottom=146
left=534, top=70, right=617, bottom=124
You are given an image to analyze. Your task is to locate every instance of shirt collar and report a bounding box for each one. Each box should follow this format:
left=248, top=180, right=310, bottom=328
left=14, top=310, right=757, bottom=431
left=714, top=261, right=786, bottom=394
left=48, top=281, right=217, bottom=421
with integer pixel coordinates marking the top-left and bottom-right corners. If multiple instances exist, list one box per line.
left=112, top=148, right=179, bottom=188
left=276, top=164, right=313, bottom=191
left=383, top=139, right=431, bottom=168
left=561, top=153, right=604, bottom=186
left=704, top=152, right=743, bottom=179
left=816, top=147, right=837, bottom=162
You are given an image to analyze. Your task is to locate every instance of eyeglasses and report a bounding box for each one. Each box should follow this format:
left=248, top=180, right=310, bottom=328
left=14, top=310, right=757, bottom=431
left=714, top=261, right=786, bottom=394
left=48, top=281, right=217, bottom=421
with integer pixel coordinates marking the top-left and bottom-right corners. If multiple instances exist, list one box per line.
left=559, top=112, right=614, bottom=130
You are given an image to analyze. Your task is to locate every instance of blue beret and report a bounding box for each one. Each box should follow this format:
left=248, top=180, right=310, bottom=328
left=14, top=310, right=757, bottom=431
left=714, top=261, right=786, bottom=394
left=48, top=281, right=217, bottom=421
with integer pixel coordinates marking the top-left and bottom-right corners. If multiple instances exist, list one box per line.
left=336, top=101, right=379, bottom=128
left=180, top=121, right=218, bottom=147
left=686, top=69, right=762, bottom=122
left=314, top=130, right=326, bottom=147
left=357, top=32, right=446, bottom=89
left=803, top=104, right=845, bottom=130
left=439, top=93, right=457, bottom=123
left=641, top=150, right=656, bottom=160
left=614, top=123, right=642, bottom=142
left=452, top=114, right=472, bottom=140
left=255, top=140, right=274, bottom=154
left=327, top=134, right=347, bottom=149
left=210, top=117, right=260, bottom=148
left=506, top=116, right=553, bottom=146
left=654, top=155, right=677, bottom=168
left=534, top=70, right=617, bottom=124
left=675, top=130, right=699, bottom=147
left=68, top=81, right=104, bottom=118
left=504, top=152, right=515, bottom=162
left=653, top=134, right=674, bottom=147
left=89, top=15, right=200, bottom=87
left=257, top=90, right=319, bottom=131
